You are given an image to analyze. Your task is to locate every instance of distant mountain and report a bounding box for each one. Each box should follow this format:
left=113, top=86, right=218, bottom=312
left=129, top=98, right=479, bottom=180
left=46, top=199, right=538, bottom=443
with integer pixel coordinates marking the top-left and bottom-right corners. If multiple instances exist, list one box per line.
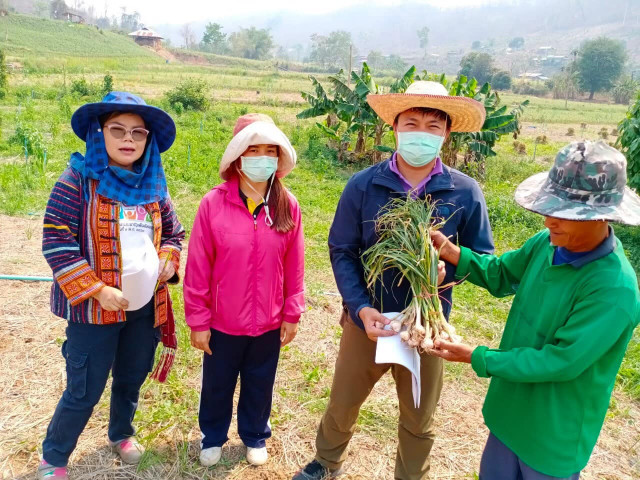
left=155, top=0, right=640, bottom=71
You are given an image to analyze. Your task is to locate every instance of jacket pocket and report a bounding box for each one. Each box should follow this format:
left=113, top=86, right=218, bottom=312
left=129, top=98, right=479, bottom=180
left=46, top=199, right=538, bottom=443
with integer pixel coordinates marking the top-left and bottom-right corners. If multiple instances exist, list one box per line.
left=215, top=283, right=219, bottom=313
left=63, top=341, right=88, bottom=400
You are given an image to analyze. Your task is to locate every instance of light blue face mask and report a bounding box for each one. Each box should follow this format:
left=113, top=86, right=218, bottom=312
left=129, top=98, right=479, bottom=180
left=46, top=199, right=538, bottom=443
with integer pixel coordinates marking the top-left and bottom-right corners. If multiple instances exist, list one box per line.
left=240, top=155, right=278, bottom=183
left=396, top=131, right=445, bottom=167
left=240, top=155, right=279, bottom=226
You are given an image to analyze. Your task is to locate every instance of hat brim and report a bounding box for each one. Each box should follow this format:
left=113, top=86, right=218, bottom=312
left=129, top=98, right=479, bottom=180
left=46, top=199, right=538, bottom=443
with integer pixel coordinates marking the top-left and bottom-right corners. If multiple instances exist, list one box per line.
left=219, top=121, right=297, bottom=180
left=366, top=93, right=486, bottom=132
left=515, top=172, right=640, bottom=226
left=71, top=103, right=176, bottom=153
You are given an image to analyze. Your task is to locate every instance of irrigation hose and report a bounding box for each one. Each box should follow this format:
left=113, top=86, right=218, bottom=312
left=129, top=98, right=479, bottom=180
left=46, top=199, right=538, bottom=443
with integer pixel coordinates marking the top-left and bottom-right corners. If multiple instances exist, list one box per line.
left=0, top=275, right=53, bottom=282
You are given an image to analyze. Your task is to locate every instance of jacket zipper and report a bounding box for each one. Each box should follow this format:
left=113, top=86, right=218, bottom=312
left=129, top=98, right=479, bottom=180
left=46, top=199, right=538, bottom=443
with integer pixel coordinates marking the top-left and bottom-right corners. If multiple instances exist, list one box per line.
left=215, top=284, right=219, bottom=313
left=252, top=210, right=258, bottom=335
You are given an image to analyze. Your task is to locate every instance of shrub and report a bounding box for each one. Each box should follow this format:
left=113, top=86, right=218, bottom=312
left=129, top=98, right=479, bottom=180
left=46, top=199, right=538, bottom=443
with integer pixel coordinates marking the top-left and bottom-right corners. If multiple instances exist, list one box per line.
left=70, top=78, right=97, bottom=97
left=535, top=135, right=548, bottom=144
left=611, top=76, right=638, bottom=105
left=617, top=93, right=640, bottom=191
left=172, top=101, right=184, bottom=115
left=511, top=81, right=549, bottom=97
left=10, top=123, right=46, bottom=161
left=102, top=74, right=114, bottom=95
left=599, top=127, right=609, bottom=140
left=491, top=70, right=512, bottom=90
left=165, top=79, right=209, bottom=112
left=58, top=95, right=72, bottom=120
left=567, top=127, right=575, bottom=136
left=0, top=48, right=8, bottom=99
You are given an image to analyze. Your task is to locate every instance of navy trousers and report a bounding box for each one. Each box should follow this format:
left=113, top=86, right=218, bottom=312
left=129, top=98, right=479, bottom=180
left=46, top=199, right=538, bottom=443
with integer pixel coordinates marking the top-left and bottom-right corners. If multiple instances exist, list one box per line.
left=480, top=433, right=581, bottom=480
left=199, top=328, right=281, bottom=449
left=42, top=301, right=159, bottom=467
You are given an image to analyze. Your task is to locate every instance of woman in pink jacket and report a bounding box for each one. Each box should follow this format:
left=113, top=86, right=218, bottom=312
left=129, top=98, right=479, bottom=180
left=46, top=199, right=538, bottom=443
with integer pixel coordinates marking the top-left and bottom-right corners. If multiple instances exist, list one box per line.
left=184, top=113, right=305, bottom=468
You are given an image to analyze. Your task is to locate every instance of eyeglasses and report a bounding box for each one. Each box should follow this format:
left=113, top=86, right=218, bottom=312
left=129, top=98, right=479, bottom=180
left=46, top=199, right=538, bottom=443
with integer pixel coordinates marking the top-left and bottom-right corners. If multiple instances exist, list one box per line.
left=104, top=124, right=150, bottom=142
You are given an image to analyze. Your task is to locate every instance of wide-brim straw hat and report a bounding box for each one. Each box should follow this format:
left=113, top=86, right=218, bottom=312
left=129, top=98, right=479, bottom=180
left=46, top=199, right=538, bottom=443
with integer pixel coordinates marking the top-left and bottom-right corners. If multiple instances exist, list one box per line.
left=515, top=140, right=640, bottom=225
left=367, top=81, right=486, bottom=132
left=219, top=113, right=297, bottom=180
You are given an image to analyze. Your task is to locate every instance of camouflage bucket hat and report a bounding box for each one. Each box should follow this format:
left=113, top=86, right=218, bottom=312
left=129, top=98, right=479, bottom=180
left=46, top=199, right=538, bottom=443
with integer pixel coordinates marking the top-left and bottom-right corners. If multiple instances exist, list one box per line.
left=515, top=140, right=640, bottom=225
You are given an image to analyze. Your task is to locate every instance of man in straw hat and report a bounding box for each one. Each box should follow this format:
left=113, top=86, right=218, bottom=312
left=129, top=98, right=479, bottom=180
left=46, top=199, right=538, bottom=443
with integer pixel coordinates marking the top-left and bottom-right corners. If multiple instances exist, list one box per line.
left=294, top=81, right=494, bottom=479
left=429, top=140, right=640, bottom=479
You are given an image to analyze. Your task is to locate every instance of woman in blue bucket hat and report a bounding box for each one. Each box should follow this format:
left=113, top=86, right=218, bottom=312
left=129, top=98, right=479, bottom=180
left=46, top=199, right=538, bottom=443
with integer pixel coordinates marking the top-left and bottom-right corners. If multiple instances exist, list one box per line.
left=38, top=92, right=185, bottom=480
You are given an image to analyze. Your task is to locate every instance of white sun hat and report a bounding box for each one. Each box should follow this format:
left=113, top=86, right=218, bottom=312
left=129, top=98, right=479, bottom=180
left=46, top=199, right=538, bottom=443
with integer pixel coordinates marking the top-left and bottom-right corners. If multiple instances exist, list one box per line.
left=219, top=113, right=297, bottom=180
left=367, top=81, right=486, bottom=132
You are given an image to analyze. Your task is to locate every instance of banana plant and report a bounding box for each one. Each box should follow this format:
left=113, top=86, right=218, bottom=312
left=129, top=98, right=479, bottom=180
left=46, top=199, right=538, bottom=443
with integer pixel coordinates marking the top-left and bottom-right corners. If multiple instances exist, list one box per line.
left=617, top=92, right=640, bottom=191
left=297, top=65, right=527, bottom=172
left=297, top=63, right=416, bottom=162
left=418, top=71, right=529, bottom=177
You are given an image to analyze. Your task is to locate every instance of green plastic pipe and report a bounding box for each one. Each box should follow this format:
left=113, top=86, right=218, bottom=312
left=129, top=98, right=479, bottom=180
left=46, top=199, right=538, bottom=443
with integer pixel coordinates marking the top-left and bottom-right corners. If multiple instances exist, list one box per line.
left=0, top=275, right=53, bottom=282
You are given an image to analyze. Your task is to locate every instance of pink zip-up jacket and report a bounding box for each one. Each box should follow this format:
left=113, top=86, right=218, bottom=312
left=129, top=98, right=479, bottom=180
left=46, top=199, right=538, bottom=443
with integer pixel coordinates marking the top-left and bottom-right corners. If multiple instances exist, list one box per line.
left=184, top=176, right=305, bottom=336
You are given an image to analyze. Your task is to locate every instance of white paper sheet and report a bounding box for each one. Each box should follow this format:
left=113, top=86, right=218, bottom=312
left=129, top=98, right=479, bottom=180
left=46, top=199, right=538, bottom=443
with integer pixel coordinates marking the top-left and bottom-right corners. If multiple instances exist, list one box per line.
left=375, top=312, right=421, bottom=408
left=121, top=235, right=159, bottom=311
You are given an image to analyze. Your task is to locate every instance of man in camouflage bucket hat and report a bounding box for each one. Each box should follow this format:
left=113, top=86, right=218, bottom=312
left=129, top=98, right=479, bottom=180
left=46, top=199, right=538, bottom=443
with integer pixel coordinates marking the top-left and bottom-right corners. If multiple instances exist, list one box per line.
left=428, top=140, right=640, bottom=479
left=515, top=140, right=640, bottom=224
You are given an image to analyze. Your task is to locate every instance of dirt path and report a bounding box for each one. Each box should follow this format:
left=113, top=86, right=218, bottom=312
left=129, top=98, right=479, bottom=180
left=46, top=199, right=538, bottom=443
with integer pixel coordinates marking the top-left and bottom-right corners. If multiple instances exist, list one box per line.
left=0, top=214, right=638, bottom=479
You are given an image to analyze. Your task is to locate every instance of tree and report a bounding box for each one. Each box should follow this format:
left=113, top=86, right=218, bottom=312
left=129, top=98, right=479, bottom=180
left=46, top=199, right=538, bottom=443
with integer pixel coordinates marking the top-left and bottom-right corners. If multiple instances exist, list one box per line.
left=491, top=70, right=512, bottom=90
left=0, top=48, right=8, bottom=100
left=229, top=27, right=273, bottom=60
left=508, top=37, right=524, bottom=50
left=385, top=54, right=407, bottom=73
left=459, top=52, right=494, bottom=85
left=429, top=74, right=528, bottom=177
left=308, top=31, right=352, bottom=70
left=200, top=22, right=228, bottom=54
left=471, top=40, right=482, bottom=50
left=417, top=26, right=429, bottom=58
left=96, top=16, right=111, bottom=28
left=119, top=8, right=141, bottom=32
left=576, top=37, right=627, bottom=100
left=34, top=0, right=49, bottom=17
left=366, top=51, right=384, bottom=70
left=50, top=0, right=67, bottom=19
left=276, top=46, right=290, bottom=61
left=292, top=44, right=304, bottom=62
left=551, top=67, right=580, bottom=107
left=180, top=23, right=197, bottom=49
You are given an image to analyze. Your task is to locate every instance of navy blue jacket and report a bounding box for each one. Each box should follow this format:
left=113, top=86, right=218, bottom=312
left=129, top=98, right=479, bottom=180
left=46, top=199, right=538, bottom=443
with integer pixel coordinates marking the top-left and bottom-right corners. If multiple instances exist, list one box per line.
left=328, top=158, right=495, bottom=330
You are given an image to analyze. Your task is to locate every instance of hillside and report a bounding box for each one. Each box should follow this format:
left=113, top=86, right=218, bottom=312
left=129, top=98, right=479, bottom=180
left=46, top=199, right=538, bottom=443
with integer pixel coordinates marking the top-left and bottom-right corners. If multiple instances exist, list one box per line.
left=0, top=14, right=160, bottom=61
left=157, top=0, right=640, bottom=72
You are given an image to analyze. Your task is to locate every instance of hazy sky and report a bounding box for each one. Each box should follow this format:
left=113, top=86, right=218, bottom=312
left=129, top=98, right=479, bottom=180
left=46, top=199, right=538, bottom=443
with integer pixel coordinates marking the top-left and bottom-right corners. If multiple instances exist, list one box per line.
left=83, top=0, right=499, bottom=26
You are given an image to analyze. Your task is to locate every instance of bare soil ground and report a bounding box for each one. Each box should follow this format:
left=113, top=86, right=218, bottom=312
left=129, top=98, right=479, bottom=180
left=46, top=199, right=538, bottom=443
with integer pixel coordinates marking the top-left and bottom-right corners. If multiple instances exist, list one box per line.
left=1, top=214, right=638, bottom=479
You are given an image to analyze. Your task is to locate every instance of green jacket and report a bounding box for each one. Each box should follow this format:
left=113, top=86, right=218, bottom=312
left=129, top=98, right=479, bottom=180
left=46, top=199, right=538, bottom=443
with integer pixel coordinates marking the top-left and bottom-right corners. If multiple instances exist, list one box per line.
left=457, top=230, right=639, bottom=477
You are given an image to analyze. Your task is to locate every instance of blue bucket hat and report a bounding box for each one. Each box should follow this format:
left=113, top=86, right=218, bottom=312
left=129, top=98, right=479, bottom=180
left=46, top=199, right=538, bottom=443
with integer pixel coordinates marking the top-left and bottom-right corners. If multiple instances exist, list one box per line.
left=71, top=91, right=176, bottom=153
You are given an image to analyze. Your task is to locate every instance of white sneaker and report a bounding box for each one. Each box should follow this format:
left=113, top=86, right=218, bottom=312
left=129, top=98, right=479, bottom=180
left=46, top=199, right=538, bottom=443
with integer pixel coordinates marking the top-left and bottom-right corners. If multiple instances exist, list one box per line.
left=246, top=446, right=268, bottom=466
left=200, top=446, right=222, bottom=467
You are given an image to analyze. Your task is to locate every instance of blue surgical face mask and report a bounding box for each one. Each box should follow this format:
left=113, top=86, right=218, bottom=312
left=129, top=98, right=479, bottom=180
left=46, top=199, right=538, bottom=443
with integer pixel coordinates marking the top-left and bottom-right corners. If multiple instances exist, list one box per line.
left=240, top=155, right=278, bottom=183
left=396, top=131, right=445, bottom=167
